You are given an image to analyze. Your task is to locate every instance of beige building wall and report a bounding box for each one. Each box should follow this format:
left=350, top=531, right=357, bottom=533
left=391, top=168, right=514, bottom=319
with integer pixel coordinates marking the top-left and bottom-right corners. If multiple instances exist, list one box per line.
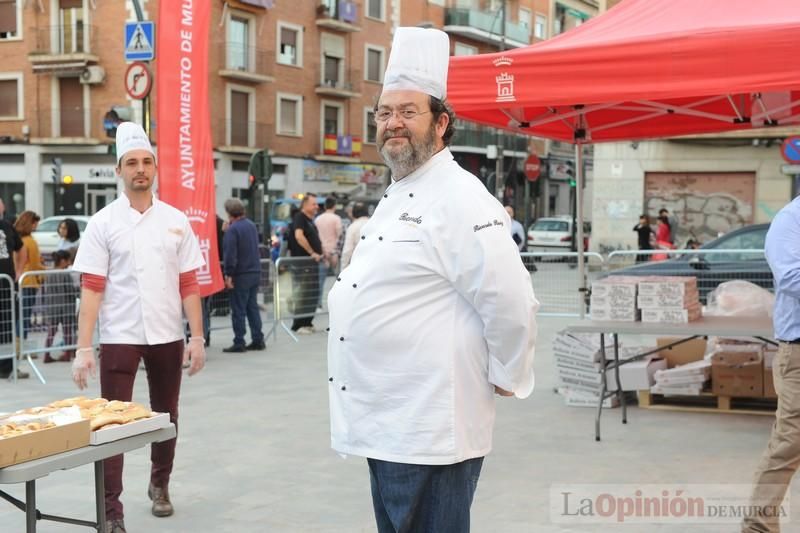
left=592, top=140, right=793, bottom=252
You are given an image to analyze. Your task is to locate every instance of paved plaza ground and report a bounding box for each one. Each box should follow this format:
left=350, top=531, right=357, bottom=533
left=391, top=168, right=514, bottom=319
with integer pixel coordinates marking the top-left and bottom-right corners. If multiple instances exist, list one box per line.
left=0, top=314, right=795, bottom=532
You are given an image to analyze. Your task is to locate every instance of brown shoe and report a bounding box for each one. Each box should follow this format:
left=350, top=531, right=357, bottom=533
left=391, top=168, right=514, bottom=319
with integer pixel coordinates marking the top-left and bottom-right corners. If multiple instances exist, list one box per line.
left=148, top=482, right=174, bottom=517
left=105, top=518, right=127, bottom=533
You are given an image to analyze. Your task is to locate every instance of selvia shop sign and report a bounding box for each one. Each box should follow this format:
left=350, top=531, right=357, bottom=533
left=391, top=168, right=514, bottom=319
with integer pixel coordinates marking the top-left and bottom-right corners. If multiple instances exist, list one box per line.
left=41, top=165, right=117, bottom=182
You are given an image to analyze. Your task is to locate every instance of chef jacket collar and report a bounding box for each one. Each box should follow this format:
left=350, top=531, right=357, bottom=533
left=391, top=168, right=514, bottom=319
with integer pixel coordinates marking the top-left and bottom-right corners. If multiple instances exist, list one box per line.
left=388, top=147, right=454, bottom=189
left=118, top=191, right=158, bottom=218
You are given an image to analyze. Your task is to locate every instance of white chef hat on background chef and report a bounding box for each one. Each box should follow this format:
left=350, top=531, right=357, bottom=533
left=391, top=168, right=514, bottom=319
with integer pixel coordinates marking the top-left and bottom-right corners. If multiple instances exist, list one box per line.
left=115, top=121, right=155, bottom=165
left=383, top=27, right=450, bottom=100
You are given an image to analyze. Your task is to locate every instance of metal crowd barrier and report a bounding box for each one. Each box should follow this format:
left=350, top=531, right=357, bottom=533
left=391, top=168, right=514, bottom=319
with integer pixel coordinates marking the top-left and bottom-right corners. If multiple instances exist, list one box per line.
left=18, top=269, right=83, bottom=384
left=203, top=259, right=277, bottom=346
left=0, top=274, right=18, bottom=383
left=273, top=256, right=331, bottom=342
left=520, top=252, right=605, bottom=317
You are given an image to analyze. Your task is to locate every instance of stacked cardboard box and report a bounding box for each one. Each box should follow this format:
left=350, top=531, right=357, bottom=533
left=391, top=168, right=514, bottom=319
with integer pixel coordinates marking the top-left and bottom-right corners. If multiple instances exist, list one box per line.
left=590, top=276, right=640, bottom=321
left=656, top=337, right=707, bottom=368
left=710, top=340, right=764, bottom=397
left=554, top=331, right=661, bottom=406
left=651, top=359, right=711, bottom=395
left=638, top=276, right=702, bottom=323
left=553, top=331, right=605, bottom=399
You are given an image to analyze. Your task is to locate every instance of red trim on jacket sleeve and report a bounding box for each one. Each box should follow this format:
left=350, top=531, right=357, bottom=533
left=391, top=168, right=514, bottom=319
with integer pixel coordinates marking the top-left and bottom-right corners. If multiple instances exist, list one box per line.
left=180, top=270, right=200, bottom=299
left=81, top=273, right=107, bottom=293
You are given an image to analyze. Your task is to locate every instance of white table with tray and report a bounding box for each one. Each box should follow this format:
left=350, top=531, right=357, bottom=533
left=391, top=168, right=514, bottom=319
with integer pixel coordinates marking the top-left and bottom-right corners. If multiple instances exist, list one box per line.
left=0, top=424, right=176, bottom=533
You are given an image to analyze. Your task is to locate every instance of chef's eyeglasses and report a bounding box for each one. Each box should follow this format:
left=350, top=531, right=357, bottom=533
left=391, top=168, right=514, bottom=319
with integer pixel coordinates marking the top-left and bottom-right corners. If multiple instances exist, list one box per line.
left=373, top=108, right=430, bottom=123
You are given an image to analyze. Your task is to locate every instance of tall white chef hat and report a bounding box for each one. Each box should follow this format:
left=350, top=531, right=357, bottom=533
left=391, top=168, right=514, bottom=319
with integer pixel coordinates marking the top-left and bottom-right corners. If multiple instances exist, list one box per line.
left=115, top=121, right=155, bottom=165
left=383, top=27, right=450, bottom=100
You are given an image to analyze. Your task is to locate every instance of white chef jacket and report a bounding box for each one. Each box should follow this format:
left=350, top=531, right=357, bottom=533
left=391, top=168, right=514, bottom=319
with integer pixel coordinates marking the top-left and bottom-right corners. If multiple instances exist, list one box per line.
left=72, top=193, right=205, bottom=345
left=327, top=148, right=538, bottom=465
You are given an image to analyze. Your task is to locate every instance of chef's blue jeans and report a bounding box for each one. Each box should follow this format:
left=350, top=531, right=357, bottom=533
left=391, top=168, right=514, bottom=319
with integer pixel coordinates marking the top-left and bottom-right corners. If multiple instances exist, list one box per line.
left=229, top=272, right=263, bottom=347
left=367, top=457, right=484, bottom=533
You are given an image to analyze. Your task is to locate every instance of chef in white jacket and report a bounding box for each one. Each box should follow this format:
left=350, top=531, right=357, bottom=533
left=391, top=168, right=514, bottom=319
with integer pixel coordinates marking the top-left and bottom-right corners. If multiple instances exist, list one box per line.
left=327, top=27, right=538, bottom=533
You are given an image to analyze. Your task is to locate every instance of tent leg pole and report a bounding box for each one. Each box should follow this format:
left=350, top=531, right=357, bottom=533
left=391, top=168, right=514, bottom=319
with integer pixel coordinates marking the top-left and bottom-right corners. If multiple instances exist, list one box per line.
left=575, top=143, right=586, bottom=319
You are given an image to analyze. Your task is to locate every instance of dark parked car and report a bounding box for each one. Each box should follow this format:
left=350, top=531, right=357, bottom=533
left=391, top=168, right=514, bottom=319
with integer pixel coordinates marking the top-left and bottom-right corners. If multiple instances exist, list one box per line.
left=604, top=223, right=772, bottom=303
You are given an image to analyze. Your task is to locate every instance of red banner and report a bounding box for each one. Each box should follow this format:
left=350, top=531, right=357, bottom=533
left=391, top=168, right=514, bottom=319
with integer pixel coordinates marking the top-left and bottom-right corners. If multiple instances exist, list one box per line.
left=156, top=1, right=223, bottom=297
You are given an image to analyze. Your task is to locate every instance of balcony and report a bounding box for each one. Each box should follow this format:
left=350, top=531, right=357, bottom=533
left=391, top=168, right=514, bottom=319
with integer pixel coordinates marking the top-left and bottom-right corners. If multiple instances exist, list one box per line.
left=317, top=133, right=363, bottom=163
left=443, top=9, right=531, bottom=48
left=30, top=107, right=110, bottom=144
left=214, top=119, right=272, bottom=154
left=315, top=2, right=361, bottom=32
left=217, top=42, right=275, bottom=83
left=315, top=69, right=361, bottom=98
left=28, top=25, right=99, bottom=73
left=451, top=122, right=530, bottom=154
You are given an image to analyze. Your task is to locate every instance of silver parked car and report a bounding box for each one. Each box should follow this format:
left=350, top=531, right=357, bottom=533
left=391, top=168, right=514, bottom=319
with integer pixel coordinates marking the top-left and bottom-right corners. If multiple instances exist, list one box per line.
left=32, top=215, right=91, bottom=258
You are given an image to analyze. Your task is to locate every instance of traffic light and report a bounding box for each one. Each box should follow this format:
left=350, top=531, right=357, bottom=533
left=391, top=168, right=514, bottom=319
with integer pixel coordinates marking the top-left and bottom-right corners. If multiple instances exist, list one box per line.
left=566, top=160, right=576, bottom=187
left=51, top=157, right=62, bottom=184
left=62, top=175, right=74, bottom=186
left=248, top=149, right=272, bottom=189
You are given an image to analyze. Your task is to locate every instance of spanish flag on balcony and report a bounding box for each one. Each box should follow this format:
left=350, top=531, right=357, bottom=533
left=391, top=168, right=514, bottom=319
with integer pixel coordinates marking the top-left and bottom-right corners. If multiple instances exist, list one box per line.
left=324, top=134, right=362, bottom=157
left=323, top=134, right=338, bottom=155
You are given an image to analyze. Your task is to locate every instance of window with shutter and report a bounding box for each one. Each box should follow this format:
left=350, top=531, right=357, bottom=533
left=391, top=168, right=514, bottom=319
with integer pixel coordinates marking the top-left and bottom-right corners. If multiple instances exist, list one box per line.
left=0, top=0, right=18, bottom=37
left=230, top=91, right=250, bottom=146
left=0, top=79, right=19, bottom=118
left=279, top=98, right=298, bottom=134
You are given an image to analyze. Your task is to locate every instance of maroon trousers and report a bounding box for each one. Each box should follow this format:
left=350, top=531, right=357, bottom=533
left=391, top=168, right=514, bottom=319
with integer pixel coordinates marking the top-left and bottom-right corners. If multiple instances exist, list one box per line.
left=99, top=341, right=184, bottom=520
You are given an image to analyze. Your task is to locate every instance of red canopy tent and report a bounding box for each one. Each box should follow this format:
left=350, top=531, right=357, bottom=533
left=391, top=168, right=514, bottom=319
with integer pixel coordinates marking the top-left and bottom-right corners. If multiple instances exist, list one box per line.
left=446, top=0, right=800, bottom=315
left=447, top=0, right=800, bottom=143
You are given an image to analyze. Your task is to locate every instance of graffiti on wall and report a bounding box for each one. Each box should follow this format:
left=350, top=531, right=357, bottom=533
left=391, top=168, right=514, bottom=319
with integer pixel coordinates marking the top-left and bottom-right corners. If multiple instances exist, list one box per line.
left=644, top=172, right=755, bottom=246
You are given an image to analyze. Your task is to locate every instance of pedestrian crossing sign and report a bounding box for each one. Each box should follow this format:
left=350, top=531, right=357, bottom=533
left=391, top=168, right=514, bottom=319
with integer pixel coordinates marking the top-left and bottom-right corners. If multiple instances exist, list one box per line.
left=125, top=21, right=155, bottom=61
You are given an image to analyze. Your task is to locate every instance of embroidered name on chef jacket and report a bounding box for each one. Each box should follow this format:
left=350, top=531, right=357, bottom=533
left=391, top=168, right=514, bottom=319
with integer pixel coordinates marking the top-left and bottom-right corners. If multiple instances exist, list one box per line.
left=473, top=219, right=505, bottom=232
left=399, top=213, right=422, bottom=224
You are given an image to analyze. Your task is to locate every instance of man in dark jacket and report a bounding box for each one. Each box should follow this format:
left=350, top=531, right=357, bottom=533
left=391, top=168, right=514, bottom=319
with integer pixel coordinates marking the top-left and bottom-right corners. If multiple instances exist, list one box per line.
left=288, top=194, right=322, bottom=333
left=0, top=201, right=25, bottom=379
left=221, top=198, right=264, bottom=353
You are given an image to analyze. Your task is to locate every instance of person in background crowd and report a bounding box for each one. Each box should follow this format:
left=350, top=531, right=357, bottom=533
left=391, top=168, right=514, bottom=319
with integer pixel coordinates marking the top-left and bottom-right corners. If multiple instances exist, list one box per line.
left=42, top=249, right=78, bottom=363
left=15, top=211, right=44, bottom=340
left=202, top=215, right=226, bottom=346
left=314, top=197, right=343, bottom=310
left=505, top=205, right=526, bottom=252
left=652, top=212, right=674, bottom=261
left=288, top=194, right=322, bottom=334
left=336, top=202, right=355, bottom=262
left=0, top=198, right=8, bottom=222
left=0, top=197, right=26, bottom=380
left=340, top=202, right=370, bottom=269
left=742, top=196, right=800, bottom=533
left=327, top=27, right=538, bottom=533
left=659, top=207, right=678, bottom=245
left=57, top=218, right=81, bottom=257
left=71, top=122, right=206, bottom=533
left=633, top=214, right=654, bottom=263
left=221, top=198, right=265, bottom=353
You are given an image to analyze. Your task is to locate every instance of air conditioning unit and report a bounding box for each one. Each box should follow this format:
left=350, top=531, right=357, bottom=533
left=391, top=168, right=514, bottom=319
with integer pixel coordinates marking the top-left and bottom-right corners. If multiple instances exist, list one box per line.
left=80, top=66, right=106, bottom=85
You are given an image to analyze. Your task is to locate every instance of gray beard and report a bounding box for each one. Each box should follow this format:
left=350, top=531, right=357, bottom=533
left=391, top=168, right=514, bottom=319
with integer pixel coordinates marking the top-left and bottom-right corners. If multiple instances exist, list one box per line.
left=379, top=125, right=437, bottom=180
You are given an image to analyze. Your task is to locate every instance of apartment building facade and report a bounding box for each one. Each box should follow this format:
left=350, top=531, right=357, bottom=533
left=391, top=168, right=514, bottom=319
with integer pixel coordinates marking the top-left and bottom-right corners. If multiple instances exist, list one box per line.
left=0, top=0, right=554, bottom=223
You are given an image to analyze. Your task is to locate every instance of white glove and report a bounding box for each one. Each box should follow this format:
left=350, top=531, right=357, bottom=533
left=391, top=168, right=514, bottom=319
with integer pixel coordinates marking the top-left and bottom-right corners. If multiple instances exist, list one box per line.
left=184, top=337, right=206, bottom=376
left=72, top=347, right=97, bottom=390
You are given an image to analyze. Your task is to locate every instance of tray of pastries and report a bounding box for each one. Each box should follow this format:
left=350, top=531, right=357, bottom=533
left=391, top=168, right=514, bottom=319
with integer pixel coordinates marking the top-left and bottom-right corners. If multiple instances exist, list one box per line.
left=40, top=397, right=170, bottom=445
